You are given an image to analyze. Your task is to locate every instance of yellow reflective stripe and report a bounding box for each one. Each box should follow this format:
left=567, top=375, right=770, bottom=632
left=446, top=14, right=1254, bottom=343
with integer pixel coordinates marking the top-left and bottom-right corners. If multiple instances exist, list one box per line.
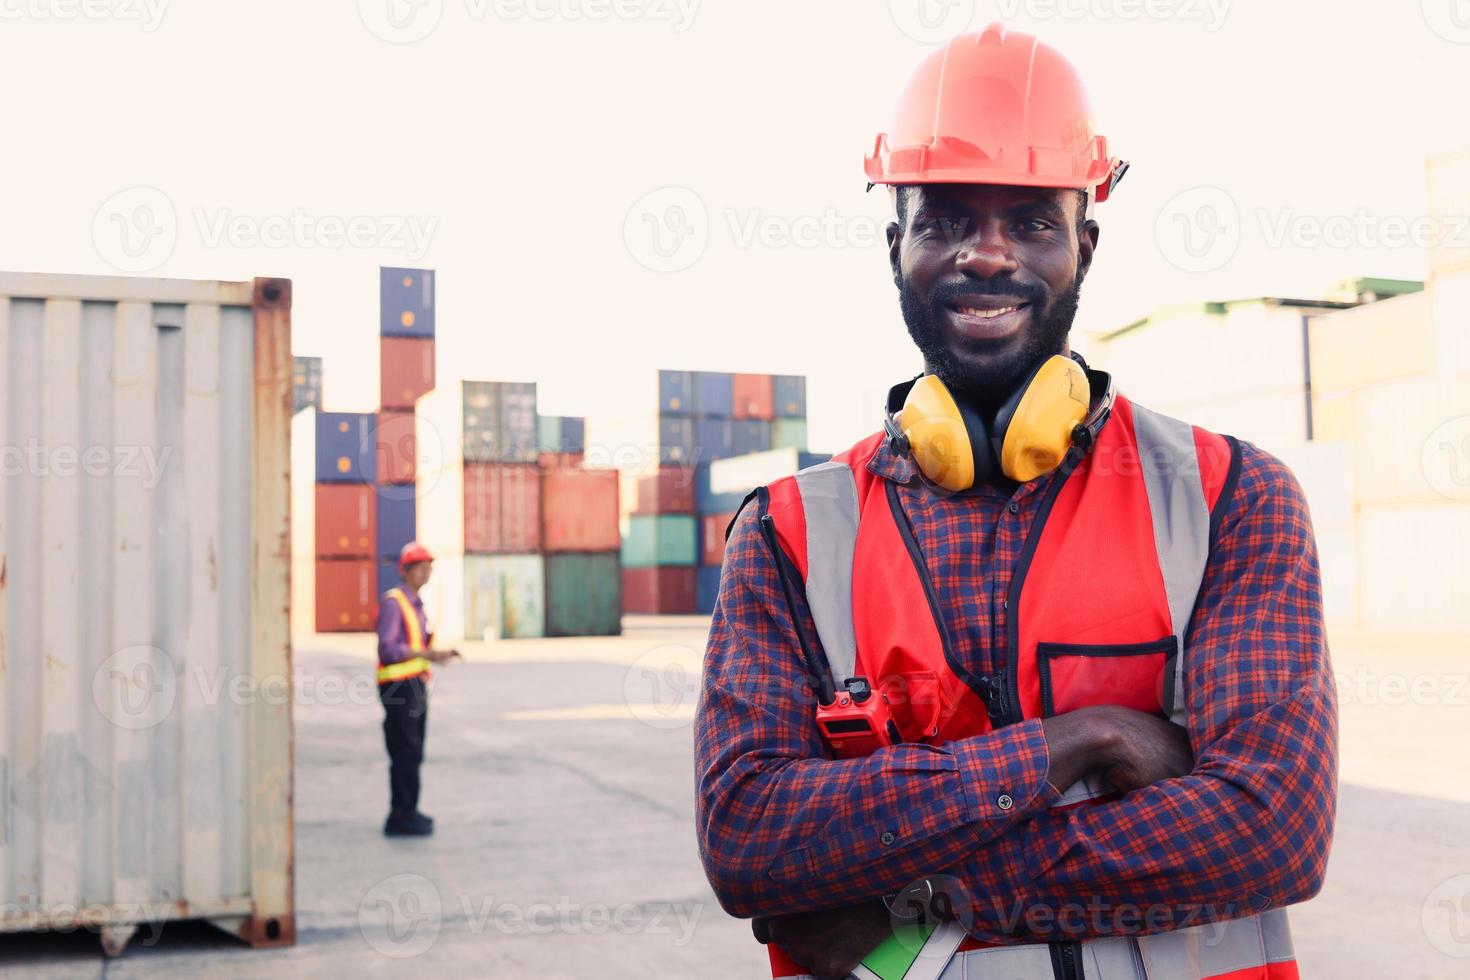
left=385, top=587, right=425, bottom=652
left=377, top=656, right=430, bottom=683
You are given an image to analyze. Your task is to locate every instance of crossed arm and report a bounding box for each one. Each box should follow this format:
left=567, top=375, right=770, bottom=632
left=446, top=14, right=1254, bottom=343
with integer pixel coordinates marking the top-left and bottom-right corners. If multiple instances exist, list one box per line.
left=693, top=445, right=1337, bottom=945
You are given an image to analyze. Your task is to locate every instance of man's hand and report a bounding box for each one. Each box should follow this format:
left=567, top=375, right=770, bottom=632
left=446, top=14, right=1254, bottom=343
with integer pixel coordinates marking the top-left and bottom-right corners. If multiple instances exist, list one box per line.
left=1041, top=704, right=1193, bottom=793
left=427, top=649, right=460, bottom=664
left=754, top=901, right=891, bottom=980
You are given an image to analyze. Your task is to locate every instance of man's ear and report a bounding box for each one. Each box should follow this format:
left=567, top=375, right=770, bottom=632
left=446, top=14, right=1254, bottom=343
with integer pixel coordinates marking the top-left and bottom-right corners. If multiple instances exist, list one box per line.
left=886, top=220, right=902, bottom=289
left=1076, top=219, right=1100, bottom=285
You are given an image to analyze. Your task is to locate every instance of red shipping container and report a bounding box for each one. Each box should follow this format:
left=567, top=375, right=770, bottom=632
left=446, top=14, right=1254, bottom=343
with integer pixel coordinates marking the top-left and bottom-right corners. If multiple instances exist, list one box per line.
left=375, top=410, right=417, bottom=484
left=701, top=511, right=736, bottom=566
left=463, top=463, right=541, bottom=553
left=635, top=466, right=695, bottom=514
left=315, top=483, right=376, bottom=558
left=537, top=451, right=585, bottom=468
left=732, top=374, right=774, bottom=420
left=316, top=558, right=376, bottom=631
left=380, top=336, right=435, bottom=409
left=621, top=567, right=696, bottom=614
left=543, top=466, right=620, bottom=552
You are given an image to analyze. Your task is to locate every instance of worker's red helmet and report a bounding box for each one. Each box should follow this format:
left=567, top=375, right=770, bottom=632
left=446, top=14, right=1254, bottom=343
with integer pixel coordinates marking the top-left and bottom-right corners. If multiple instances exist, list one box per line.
left=865, top=23, right=1128, bottom=203
left=397, top=540, right=434, bottom=570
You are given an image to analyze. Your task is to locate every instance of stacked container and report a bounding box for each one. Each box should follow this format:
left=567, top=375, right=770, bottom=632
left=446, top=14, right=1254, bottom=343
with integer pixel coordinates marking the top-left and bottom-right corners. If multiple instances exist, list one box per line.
left=313, top=410, right=379, bottom=631
left=293, top=355, right=322, bottom=414
left=542, top=463, right=622, bottom=635
left=624, top=465, right=699, bottom=613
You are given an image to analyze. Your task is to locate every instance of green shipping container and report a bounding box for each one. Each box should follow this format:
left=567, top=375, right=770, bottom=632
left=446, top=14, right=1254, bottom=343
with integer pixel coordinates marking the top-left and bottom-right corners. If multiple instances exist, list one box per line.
left=622, top=514, right=697, bottom=567
left=771, top=418, right=808, bottom=450
left=464, top=554, right=545, bottom=639
left=544, top=552, right=622, bottom=636
left=536, top=414, right=562, bottom=453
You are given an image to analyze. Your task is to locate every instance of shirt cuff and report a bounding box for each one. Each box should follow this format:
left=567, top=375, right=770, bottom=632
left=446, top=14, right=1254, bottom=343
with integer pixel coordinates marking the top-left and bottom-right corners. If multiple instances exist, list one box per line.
left=952, top=718, right=1060, bottom=828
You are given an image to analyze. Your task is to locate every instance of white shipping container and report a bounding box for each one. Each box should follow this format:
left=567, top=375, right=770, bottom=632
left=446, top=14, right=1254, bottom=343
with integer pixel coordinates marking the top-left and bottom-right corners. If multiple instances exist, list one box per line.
left=0, top=272, right=294, bottom=954
left=290, top=408, right=317, bottom=636
left=708, top=447, right=805, bottom=494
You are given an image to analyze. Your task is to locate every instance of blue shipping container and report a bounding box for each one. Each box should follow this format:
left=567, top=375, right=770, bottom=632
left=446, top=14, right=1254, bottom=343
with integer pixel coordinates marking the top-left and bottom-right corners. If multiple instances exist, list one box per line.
left=316, top=412, right=375, bottom=483
left=693, top=418, right=735, bottom=463
left=696, top=565, right=721, bottom=614
left=376, top=493, right=417, bottom=559
left=659, top=370, right=693, bottom=416
left=381, top=267, right=435, bottom=338
left=732, top=419, right=772, bottom=457
left=659, top=416, right=696, bottom=465
left=773, top=375, right=807, bottom=418
left=377, top=557, right=403, bottom=598
left=691, top=372, right=734, bottom=417
left=561, top=416, right=586, bottom=454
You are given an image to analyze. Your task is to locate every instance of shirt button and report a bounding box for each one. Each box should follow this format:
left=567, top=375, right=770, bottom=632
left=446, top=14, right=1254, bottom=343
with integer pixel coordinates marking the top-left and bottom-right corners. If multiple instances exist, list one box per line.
left=1007, top=502, right=1020, bottom=514
left=997, top=794, right=1014, bottom=811
left=880, top=831, right=896, bottom=846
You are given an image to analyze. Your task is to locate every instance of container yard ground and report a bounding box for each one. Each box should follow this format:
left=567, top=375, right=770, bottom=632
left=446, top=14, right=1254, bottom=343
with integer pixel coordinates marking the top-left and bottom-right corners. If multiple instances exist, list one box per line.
left=2, top=622, right=1467, bottom=978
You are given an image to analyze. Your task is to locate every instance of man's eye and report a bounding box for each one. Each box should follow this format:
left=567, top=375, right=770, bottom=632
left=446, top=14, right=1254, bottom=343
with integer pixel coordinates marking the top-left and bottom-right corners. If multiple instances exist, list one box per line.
left=1017, top=218, right=1053, bottom=233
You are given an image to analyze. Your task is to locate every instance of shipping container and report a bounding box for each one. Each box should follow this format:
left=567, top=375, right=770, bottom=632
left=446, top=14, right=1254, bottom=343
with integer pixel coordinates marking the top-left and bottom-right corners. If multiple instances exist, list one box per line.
left=635, top=466, right=696, bottom=514
left=0, top=272, right=294, bottom=953
left=692, top=371, right=734, bottom=417
left=314, top=483, right=376, bottom=558
left=773, top=375, right=807, bottom=417
left=316, top=558, right=376, bottom=632
left=417, top=379, right=540, bottom=465
left=1353, top=375, right=1470, bottom=505
left=315, top=411, right=375, bottom=483
left=694, top=417, right=735, bottom=462
left=544, top=553, right=622, bottom=636
left=291, top=411, right=318, bottom=636
left=659, top=415, right=696, bottom=464
left=376, top=492, right=417, bottom=559
left=561, top=416, right=586, bottom=454
left=377, top=555, right=405, bottom=597
left=536, top=414, right=588, bottom=455
left=733, top=419, right=772, bottom=456
left=464, top=463, right=542, bottom=554
left=537, top=451, right=585, bottom=468
left=700, top=512, right=737, bottom=566
left=622, top=514, right=698, bottom=567
left=695, top=462, right=752, bottom=514
left=292, top=355, right=322, bottom=414
left=696, top=565, right=722, bottom=614
left=708, top=448, right=831, bottom=498
left=380, top=336, right=435, bottom=410
left=1358, top=501, right=1470, bottom=633
left=658, top=369, right=693, bottom=415
left=463, top=554, right=545, bottom=640
left=374, top=409, right=419, bottom=485
left=542, top=466, right=620, bottom=552
left=772, top=418, right=808, bottom=451
left=622, top=566, right=697, bottom=614
left=380, top=266, right=435, bottom=338
left=732, top=374, right=774, bottom=420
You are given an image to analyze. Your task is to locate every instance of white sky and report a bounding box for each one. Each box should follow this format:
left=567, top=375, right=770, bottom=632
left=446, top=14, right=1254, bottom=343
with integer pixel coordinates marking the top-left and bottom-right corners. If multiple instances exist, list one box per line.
left=4, top=0, right=1468, bottom=456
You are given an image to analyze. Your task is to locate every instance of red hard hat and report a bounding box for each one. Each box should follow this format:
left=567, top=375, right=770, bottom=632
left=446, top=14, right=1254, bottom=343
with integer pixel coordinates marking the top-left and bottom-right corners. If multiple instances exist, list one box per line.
left=865, top=23, right=1128, bottom=203
left=397, top=540, right=434, bottom=570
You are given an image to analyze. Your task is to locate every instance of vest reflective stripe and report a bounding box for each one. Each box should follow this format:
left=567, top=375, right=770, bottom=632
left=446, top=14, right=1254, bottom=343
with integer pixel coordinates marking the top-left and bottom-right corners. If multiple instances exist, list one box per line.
left=793, top=461, right=862, bottom=689
left=377, top=587, right=430, bottom=685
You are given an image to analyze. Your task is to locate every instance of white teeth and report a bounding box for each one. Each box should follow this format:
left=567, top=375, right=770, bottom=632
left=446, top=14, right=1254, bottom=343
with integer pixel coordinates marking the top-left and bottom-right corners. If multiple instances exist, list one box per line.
left=957, top=304, right=1021, bottom=319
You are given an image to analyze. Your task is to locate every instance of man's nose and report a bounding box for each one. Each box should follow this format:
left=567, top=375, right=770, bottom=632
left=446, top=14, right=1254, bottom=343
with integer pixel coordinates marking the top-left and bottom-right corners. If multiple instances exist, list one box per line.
left=954, top=231, right=1018, bottom=279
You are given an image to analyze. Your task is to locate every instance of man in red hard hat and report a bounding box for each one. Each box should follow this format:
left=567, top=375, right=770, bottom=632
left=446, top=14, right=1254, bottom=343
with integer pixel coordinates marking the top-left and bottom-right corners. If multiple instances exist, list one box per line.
left=376, top=540, right=459, bottom=837
left=695, top=24, right=1335, bottom=980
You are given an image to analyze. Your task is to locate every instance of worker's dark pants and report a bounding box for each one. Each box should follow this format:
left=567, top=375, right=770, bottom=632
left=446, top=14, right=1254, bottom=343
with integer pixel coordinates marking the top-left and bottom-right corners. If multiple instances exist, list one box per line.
left=378, top=675, right=428, bottom=815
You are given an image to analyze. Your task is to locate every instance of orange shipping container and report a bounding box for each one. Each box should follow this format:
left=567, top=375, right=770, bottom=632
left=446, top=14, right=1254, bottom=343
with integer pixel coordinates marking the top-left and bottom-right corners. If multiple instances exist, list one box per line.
left=732, top=374, right=774, bottom=420
left=381, top=336, right=435, bottom=409
left=622, top=567, right=696, bottom=614
left=542, top=466, right=620, bottom=552
left=316, top=558, right=376, bottom=631
left=463, top=463, right=542, bottom=553
left=375, top=410, right=418, bottom=484
left=315, top=483, right=376, bottom=558
left=701, top=511, right=736, bottom=566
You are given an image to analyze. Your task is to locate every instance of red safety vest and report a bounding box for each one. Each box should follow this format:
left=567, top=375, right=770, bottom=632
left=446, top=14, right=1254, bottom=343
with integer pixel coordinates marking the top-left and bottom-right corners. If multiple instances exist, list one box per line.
left=758, top=394, right=1299, bottom=980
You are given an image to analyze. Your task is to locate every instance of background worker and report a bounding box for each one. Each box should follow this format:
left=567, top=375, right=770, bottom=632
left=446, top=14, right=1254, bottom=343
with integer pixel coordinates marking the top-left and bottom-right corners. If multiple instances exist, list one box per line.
left=377, top=540, right=460, bottom=838
left=694, top=23, right=1337, bottom=980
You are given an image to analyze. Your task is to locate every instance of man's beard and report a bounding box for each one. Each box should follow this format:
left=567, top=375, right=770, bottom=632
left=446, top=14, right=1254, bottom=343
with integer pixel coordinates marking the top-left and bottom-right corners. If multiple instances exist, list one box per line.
left=900, top=271, right=1084, bottom=410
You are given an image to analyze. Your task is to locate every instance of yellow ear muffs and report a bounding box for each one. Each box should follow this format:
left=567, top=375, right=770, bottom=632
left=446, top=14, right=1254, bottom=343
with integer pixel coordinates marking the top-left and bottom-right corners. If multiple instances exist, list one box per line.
left=896, top=374, right=978, bottom=492
left=996, top=355, right=1090, bottom=482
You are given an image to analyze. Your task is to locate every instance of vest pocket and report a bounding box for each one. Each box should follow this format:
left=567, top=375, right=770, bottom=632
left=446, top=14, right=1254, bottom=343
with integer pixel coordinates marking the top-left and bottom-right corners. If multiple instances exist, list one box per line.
left=1036, top=636, right=1178, bottom=718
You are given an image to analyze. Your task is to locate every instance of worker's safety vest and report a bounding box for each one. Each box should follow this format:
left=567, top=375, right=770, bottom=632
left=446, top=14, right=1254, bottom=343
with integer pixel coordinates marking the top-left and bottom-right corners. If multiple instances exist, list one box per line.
left=376, top=587, right=433, bottom=685
left=759, top=394, right=1300, bottom=980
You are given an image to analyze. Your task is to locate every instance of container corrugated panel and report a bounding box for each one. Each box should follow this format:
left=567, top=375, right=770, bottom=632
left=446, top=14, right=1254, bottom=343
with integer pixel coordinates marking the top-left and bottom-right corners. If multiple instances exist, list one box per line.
left=659, top=416, right=695, bottom=465
left=536, top=414, right=563, bottom=453
left=375, top=492, right=417, bottom=559
left=379, top=336, right=435, bottom=410
left=772, top=418, right=807, bottom=451
left=658, top=370, right=692, bottom=415
left=635, top=467, right=696, bottom=514
left=316, top=558, right=376, bottom=632
left=560, top=416, right=585, bottom=454
left=622, top=567, right=696, bottom=614
left=498, top=382, right=539, bottom=463
left=732, top=374, right=774, bottom=420
left=542, top=467, right=620, bottom=552
left=463, top=463, right=541, bottom=553
left=544, top=553, right=622, bottom=636
left=315, top=411, right=374, bottom=483
left=700, top=512, right=736, bottom=566
left=694, top=418, right=735, bottom=462
left=773, top=375, right=807, bottom=417
left=460, top=380, right=502, bottom=462
left=732, top=419, right=772, bottom=457
left=692, top=372, right=734, bottom=417
left=0, top=272, right=294, bottom=951
left=380, top=266, right=435, bottom=338
left=464, top=554, right=545, bottom=640
left=374, top=410, right=418, bottom=485
left=314, top=483, right=376, bottom=558
left=696, top=565, right=722, bottom=614
left=622, top=514, right=697, bottom=567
